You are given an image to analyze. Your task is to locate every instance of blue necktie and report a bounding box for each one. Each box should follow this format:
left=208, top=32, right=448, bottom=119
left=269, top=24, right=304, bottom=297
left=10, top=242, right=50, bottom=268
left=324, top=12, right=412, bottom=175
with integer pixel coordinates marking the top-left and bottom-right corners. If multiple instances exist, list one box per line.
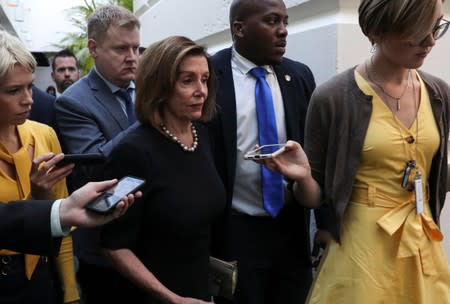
left=250, top=67, right=284, bottom=217
left=116, top=88, right=136, bottom=126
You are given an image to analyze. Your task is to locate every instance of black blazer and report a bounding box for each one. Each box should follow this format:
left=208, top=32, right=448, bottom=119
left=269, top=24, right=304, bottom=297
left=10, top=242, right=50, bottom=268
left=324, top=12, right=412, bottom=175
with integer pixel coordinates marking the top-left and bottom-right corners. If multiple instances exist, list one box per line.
left=29, top=86, right=58, bottom=132
left=0, top=200, right=61, bottom=255
left=208, top=48, right=316, bottom=206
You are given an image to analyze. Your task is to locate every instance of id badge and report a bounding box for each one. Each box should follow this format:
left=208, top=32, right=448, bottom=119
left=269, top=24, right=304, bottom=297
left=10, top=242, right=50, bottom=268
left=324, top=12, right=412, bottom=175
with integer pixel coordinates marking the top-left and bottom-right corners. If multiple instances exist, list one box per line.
left=414, top=173, right=424, bottom=215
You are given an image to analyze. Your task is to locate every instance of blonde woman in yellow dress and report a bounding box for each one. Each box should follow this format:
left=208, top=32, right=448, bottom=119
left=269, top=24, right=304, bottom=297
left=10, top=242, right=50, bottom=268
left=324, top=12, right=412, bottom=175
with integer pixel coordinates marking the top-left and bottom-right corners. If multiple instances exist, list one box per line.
left=262, top=0, right=450, bottom=303
left=0, top=30, right=80, bottom=303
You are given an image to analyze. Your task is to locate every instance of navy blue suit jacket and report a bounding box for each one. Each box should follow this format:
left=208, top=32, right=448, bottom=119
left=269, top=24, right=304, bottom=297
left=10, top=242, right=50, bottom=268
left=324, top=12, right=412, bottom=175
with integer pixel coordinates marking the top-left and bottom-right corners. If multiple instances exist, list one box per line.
left=29, top=86, right=58, bottom=132
left=0, top=200, right=61, bottom=255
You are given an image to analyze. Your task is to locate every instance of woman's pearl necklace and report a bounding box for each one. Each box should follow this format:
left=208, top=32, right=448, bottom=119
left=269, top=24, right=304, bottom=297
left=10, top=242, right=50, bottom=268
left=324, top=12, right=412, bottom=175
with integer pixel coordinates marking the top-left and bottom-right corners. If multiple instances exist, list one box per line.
left=160, top=123, right=198, bottom=152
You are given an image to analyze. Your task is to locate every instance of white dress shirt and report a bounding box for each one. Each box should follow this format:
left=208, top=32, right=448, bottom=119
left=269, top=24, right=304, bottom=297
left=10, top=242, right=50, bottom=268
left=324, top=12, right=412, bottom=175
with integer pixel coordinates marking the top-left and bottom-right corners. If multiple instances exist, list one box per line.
left=50, top=199, right=70, bottom=237
left=231, top=48, right=287, bottom=216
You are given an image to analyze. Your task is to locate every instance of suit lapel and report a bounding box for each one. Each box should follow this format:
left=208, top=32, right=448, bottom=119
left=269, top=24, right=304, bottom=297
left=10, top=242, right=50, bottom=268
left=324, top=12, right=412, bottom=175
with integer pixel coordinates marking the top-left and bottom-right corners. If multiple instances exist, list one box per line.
left=274, top=64, right=298, bottom=140
left=215, top=49, right=238, bottom=191
left=88, top=70, right=129, bottom=130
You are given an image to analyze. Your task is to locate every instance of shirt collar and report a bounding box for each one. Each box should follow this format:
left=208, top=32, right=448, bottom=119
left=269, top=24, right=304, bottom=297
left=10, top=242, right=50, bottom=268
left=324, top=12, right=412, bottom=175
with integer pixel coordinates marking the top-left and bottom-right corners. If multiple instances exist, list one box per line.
left=93, top=65, right=135, bottom=94
left=231, top=47, right=274, bottom=76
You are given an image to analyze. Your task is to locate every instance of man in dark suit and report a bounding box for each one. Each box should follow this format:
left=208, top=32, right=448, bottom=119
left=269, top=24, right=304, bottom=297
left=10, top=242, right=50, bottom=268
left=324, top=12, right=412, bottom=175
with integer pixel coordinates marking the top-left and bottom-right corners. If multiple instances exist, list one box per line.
left=29, top=86, right=57, bottom=131
left=208, top=0, right=316, bottom=303
left=51, top=49, right=80, bottom=96
left=0, top=180, right=137, bottom=256
left=54, top=5, right=140, bottom=303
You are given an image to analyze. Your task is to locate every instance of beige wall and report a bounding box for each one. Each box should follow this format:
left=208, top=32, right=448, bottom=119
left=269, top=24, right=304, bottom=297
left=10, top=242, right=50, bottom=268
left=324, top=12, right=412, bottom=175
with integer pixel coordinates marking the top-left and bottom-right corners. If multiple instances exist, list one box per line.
left=336, top=1, right=450, bottom=81
left=136, top=0, right=450, bottom=84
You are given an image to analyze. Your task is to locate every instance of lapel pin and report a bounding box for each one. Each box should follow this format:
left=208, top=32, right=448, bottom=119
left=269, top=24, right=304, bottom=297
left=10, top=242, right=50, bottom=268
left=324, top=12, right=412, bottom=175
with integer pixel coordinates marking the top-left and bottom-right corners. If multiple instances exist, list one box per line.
left=284, top=74, right=291, bottom=82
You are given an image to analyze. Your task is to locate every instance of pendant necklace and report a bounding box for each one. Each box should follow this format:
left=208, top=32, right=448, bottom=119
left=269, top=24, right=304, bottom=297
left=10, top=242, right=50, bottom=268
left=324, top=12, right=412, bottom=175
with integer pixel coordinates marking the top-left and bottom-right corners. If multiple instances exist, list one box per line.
left=160, top=123, right=199, bottom=152
left=376, top=70, right=423, bottom=213
left=365, top=60, right=423, bottom=213
left=365, top=56, right=411, bottom=112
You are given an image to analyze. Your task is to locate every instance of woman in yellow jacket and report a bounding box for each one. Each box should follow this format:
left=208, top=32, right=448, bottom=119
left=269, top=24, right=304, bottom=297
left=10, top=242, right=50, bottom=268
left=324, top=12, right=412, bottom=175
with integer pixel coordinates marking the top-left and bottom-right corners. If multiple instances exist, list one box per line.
left=0, top=30, right=79, bottom=303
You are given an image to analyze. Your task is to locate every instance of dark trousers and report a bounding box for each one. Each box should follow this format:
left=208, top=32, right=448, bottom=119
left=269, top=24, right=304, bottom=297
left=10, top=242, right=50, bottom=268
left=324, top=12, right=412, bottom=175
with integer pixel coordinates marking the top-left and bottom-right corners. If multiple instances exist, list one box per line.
left=77, top=259, right=121, bottom=304
left=214, top=205, right=312, bottom=304
left=0, top=255, right=59, bottom=304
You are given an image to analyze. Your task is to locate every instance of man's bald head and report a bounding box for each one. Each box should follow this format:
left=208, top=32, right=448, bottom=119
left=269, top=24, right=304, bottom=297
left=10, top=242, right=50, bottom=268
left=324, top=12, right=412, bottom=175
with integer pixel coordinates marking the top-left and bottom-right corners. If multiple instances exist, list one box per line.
left=229, top=0, right=263, bottom=27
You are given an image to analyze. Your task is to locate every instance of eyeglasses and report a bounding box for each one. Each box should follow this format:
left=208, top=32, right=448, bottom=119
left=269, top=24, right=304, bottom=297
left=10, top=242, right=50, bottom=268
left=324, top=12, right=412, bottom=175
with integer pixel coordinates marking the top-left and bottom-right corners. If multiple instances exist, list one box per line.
left=411, top=18, right=450, bottom=46
left=431, top=18, right=450, bottom=40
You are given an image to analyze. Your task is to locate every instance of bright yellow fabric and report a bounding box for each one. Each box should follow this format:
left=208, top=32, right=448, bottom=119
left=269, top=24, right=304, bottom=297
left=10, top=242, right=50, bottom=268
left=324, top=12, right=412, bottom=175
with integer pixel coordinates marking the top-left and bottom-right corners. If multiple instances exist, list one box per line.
left=306, top=71, right=450, bottom=304
left=353, top=73, right=438, bottom=195
left=0, top=120, right=79, bottom=302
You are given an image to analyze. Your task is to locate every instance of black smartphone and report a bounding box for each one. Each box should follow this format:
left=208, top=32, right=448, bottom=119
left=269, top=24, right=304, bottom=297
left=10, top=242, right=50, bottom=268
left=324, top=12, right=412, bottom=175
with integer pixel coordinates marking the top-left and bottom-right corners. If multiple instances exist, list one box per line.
left=55, top=153, right=106, bottom=168
left=85, top=176, right=145, bottom=214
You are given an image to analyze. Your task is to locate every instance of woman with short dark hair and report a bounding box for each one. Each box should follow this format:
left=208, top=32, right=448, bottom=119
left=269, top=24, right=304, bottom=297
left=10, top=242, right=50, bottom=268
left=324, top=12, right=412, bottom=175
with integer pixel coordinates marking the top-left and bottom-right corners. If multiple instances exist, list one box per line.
left=101, top=36, right=225, bottom=304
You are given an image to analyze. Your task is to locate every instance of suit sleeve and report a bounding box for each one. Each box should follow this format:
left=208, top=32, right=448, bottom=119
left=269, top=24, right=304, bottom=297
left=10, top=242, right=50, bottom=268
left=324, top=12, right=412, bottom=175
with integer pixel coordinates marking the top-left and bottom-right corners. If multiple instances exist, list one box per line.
left=0, top=200, right=61, bottom=255
left=55, top=88, right=139, bottom=157
left=55, top=93, right=111, bottom=155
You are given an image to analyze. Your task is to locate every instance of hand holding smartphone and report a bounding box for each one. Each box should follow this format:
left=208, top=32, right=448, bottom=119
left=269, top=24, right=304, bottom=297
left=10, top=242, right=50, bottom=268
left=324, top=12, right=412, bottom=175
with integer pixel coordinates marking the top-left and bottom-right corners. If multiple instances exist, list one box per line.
left=244, top=144, right=286, bottom=160
left=85, top=176, right=145, bottom=214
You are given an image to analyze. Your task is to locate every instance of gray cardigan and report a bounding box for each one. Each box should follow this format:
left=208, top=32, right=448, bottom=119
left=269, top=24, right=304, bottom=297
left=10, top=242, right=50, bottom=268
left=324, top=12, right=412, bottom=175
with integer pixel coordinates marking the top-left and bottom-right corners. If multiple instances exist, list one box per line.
left=307, top=67, right=450, bottom=242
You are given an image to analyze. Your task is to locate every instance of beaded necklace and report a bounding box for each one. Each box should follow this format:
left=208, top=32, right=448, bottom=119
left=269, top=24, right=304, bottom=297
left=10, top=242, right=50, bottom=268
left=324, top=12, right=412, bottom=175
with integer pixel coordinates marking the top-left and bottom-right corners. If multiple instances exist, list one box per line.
left=160, top=123, right=198, bottom=152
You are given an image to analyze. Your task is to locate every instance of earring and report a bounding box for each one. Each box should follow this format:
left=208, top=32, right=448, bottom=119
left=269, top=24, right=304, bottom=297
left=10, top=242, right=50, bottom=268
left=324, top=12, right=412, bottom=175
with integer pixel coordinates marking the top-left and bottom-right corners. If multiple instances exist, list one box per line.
left=370, top=43, right=377, bottom=53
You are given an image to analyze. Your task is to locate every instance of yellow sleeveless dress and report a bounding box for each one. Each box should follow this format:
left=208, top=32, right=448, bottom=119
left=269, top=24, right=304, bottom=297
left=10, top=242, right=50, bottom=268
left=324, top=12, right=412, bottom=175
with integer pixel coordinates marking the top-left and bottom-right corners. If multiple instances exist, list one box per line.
left=306, top=71, right=450, bottom=304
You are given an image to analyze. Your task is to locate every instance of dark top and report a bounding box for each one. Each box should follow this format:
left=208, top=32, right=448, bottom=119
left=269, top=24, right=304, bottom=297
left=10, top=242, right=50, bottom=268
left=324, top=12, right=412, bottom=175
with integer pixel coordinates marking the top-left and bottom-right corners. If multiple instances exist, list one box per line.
left=29, top=86, right=58, bottom=132
left=101, top=123, right=226, bottom=302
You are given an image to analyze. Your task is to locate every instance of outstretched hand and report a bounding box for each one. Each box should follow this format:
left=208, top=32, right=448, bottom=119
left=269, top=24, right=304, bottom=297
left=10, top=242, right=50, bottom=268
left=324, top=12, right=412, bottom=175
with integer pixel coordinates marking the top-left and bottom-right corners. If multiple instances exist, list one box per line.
left=59, top=179, right=142, bottom=228
left=254, top=141, right=320, bottom=208
left=261, top=140, right=311, bottom=180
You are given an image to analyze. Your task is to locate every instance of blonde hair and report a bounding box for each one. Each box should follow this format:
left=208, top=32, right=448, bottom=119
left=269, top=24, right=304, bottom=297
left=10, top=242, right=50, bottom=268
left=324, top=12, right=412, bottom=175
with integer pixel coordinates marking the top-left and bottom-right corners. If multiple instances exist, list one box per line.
left=135, top=36, right=217, bottom=126
left=87, top=5, right=140, bottom=42
left=359, top=0, right=442, bottom=42
left=0, top=30, right=36, bottom=79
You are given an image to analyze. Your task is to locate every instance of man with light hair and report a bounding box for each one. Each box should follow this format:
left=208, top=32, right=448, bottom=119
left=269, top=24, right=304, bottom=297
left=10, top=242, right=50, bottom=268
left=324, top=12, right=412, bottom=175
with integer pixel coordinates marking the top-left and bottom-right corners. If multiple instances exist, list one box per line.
left=55, top=5, right=140, bottom=303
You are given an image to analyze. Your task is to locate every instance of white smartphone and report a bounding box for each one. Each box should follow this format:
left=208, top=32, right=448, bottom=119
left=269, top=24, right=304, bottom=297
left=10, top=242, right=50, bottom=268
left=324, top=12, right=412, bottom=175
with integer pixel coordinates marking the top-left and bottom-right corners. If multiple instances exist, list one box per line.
left=85, top=176, right=145, bottom=214
left=244, top=144, right=286, bottom=160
